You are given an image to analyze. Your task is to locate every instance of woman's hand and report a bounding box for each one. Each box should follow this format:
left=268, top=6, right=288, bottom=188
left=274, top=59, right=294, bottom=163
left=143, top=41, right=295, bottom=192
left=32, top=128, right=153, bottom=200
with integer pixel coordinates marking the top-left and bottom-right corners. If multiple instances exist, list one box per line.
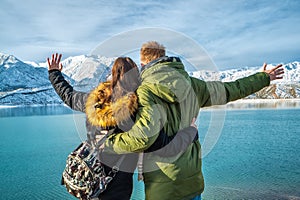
left=47, top=53, right=63, bottom=71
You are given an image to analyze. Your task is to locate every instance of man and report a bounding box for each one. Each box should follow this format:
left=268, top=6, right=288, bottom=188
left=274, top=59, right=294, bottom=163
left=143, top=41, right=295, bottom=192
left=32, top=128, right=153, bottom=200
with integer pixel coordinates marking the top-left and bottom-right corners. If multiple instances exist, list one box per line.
left=105, top=41, right=284, bottom=200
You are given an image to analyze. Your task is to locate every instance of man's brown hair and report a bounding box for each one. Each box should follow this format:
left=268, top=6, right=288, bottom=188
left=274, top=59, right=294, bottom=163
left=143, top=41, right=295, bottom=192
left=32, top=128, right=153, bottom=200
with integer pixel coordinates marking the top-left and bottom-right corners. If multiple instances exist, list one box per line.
left=140, top=41, right=166, bottom=64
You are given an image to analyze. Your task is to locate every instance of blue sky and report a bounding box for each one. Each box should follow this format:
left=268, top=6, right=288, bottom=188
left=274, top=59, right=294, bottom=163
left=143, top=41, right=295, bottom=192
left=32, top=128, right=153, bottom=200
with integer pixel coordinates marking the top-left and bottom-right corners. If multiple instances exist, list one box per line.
left=0, top=0, right=299, bottom=70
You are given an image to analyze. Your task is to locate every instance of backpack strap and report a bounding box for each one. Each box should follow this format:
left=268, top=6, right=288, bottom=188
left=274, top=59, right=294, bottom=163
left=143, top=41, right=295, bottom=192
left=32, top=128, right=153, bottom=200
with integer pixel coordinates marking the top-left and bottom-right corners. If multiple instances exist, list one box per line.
left=91, top=127, right=126, bottom=182
left=137, top=153, right=144, bottom=181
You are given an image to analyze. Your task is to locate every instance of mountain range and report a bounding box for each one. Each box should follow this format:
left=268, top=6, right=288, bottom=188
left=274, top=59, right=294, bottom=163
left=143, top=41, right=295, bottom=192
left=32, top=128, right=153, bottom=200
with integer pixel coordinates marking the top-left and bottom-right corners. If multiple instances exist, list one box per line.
left=0, top=52, right=299, bottom=106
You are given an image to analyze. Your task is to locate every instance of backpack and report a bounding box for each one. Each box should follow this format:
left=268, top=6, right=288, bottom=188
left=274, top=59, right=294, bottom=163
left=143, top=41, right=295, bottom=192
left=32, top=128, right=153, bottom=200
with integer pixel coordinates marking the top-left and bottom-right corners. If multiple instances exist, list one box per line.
left=61, top=130, right=124, bottom=199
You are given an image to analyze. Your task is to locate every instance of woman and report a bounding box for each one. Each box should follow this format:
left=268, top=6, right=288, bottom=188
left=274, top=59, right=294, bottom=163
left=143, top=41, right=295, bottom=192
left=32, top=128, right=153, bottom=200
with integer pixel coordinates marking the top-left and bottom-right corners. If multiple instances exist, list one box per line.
left=48, top=54, right=198, bottom=200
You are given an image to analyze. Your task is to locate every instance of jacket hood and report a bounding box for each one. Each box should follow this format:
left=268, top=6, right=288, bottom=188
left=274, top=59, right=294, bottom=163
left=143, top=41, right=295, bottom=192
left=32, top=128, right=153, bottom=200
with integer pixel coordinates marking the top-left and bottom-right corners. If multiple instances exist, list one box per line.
left=140, top=57, right=192, bottom=103
left=85, top=81, right=138, bottom=128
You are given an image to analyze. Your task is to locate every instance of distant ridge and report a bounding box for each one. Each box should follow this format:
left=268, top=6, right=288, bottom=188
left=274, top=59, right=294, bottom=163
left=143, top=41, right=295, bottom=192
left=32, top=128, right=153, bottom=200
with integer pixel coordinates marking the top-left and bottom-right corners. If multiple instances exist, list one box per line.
left=0, top=52, right=299, bottom=105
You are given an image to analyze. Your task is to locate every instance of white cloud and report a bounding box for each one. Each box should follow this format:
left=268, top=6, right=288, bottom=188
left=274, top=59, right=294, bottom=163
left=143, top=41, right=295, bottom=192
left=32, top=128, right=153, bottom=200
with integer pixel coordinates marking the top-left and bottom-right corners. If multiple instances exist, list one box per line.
left=0, top=0, right=299, bottom=69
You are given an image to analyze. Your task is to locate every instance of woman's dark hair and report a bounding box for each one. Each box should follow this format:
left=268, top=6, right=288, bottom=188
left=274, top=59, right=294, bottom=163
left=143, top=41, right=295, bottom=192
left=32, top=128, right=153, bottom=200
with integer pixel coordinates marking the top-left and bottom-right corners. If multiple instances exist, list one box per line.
left=111, top=57, right=140, bottom=102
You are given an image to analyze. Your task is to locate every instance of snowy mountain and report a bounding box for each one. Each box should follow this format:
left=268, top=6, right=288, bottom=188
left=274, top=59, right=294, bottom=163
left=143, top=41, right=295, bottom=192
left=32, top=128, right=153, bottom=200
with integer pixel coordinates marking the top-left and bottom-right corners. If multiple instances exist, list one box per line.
left=0, top=53, right=60, bottom=105
left=0, top=52, right=299, bottom=106
left=189, top=62, right=300, bottom=99
left=0, top=53, right=114, bottom=105
left=59, top=55, right=115, bottom=91
left=26, top=55, right=115, bottom=91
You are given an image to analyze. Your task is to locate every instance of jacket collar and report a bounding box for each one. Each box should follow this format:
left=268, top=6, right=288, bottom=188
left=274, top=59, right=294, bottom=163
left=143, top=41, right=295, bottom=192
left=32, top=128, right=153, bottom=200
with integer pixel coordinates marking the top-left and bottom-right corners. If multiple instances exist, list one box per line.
left=85, top=82, right=138, bottom=128
left=141, top=56, right=182, bottom=73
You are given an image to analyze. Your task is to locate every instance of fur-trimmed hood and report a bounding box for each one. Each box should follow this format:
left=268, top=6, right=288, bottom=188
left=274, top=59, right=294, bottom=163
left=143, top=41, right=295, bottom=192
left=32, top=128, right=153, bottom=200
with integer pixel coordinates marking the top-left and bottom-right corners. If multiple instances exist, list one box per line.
left=85, top=81, right=138, bottom=128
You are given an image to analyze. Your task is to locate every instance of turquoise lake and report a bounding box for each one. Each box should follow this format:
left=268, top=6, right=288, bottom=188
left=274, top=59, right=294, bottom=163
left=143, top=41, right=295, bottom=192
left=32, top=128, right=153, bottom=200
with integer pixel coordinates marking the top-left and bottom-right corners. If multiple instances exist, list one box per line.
left=0, top=106, right=299, bottom=200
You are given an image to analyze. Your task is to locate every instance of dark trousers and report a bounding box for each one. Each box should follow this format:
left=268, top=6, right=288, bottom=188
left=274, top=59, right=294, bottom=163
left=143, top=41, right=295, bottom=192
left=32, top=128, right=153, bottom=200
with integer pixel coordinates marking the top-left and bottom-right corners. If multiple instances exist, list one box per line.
left=98, top=170, right=133, bottom=200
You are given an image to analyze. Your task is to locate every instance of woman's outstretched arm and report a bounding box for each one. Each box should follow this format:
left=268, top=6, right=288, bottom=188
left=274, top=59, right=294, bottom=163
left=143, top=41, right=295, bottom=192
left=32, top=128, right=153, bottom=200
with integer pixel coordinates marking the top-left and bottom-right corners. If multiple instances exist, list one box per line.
left=48, top=53, right=88, bottom=112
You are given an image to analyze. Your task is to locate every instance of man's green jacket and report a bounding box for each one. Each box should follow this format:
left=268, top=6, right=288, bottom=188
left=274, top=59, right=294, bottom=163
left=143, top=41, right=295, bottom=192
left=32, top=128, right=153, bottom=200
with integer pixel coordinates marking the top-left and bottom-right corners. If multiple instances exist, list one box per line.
left=106, top=57, right=270, bottom=200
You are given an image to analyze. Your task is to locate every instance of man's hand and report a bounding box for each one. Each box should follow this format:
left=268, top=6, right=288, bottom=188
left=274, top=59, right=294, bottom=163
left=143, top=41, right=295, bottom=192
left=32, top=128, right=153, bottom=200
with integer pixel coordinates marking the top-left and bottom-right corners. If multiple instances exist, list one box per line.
left=190, top=117, right=197, bottom=129
left=47, top=53, right=63, bottom=71
left=262, top=63, right=284, bottom=81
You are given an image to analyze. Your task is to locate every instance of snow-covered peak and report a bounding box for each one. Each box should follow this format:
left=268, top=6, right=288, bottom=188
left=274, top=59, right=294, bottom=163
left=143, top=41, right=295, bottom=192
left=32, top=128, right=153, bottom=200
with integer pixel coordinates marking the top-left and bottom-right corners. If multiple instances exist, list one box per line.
left=29, top=54, right=116, bottom=84
left=0, top=53, right=21, bottom=67
left=0, top=53, right=50, bottom=92
left=60, top=54, right=115, bottom=83
left=24, top=61, right=41, bottom=67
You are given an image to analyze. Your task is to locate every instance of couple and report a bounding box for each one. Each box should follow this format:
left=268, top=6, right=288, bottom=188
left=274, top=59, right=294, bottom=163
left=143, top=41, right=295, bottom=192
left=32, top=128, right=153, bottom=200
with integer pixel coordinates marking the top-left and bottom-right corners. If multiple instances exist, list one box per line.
left=48, top=41, right=284, bottom=200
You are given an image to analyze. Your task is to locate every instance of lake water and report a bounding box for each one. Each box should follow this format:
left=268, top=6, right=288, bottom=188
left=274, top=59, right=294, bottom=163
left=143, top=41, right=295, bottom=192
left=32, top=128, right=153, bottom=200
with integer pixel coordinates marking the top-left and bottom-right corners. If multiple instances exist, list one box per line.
left=0, top=106, right=299, bottom=200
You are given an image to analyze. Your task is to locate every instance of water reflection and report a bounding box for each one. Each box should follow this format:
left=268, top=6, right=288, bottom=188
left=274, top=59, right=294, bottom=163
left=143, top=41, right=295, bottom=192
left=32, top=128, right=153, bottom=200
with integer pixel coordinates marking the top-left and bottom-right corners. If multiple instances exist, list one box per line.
left=0, top=105, right=79, bottom=117
left=206, top=99, right=300, bottom=110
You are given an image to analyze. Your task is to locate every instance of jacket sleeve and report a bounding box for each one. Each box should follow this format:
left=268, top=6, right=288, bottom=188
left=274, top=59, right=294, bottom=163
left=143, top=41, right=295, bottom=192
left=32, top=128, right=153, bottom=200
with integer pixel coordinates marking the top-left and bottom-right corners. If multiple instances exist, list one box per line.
left=48, top=69, right=88, bottom=112
left=191, top=72, right=270, bottom=108
left=145, top=126, right=198, bottom=157
left=105, top=85, right=163, bottom=153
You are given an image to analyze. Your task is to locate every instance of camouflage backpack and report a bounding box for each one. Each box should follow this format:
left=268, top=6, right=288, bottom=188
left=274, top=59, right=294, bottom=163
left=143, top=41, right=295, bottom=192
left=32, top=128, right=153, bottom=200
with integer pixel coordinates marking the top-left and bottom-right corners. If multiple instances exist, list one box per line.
left=61, top=131, right=124, bottom=200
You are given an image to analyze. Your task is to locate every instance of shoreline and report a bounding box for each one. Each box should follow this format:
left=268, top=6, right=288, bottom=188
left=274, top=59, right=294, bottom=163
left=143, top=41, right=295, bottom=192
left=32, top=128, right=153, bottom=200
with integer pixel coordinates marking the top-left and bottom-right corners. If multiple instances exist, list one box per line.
left=1, top=99, right=300, bottom=110
left=0, top=103, right=66, bottom=109
left=203, top=98, right=300, bottom=110
left=228, top=98, right=300, bottom=103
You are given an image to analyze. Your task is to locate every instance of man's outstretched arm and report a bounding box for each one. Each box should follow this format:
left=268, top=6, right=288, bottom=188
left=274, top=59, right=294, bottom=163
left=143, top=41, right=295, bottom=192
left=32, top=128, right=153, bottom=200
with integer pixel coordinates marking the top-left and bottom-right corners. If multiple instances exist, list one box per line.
left=223, top=63, right=284, bottom=102
left=193, top=63, right=284, bottom=107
